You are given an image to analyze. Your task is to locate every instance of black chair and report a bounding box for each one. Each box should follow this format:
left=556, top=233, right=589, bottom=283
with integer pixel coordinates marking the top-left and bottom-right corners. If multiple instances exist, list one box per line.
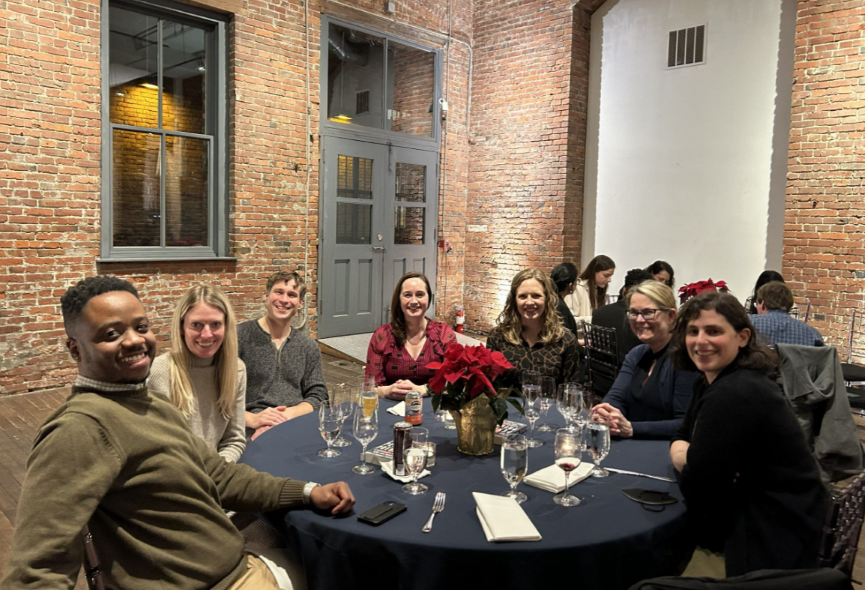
left=582, top=322, right=618, bottom=402
left=82, top=525, right=106, bottom=590
left=818, top=469, right=865, bottom=578
left=841, top=310, right=865, bottom=384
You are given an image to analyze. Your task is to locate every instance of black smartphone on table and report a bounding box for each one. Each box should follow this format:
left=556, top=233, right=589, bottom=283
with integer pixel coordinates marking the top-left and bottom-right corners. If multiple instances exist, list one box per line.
left=357, top=501, right=407, bottom=526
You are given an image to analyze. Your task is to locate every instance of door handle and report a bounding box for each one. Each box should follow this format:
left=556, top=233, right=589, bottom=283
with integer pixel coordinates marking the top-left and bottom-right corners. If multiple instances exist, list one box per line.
left=370, top=246, right=386, bottom=252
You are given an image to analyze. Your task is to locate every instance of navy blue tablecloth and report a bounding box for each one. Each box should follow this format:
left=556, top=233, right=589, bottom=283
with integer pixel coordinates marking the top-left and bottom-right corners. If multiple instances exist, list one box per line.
left=241, top=402, right=692, bottom=590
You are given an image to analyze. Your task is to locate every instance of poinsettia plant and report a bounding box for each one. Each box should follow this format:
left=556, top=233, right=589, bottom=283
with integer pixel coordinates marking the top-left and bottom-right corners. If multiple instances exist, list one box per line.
left=678, top=278, right=729, bottom=304
left=426, top=343, right=523, bottom=425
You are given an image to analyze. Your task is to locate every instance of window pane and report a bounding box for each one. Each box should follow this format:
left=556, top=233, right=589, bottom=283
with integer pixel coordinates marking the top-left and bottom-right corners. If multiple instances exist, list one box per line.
left=394, top=206, right=424, bottom=245
left=395, top=162, right=425, bottom=203
left=337, top=155, right=373, bottom=199
left=165, top=135, right=209, bottom=246
left=387, top=41, right=435, bottom=137
left=327, top=23, right=385, bottom=129
left=162, top=21, right=206, bottom=134
left=112, top=129, right=161, bottom=247
left=109, top=7, right=159, bottom=128
left=337, top=203, right=372, bottom=244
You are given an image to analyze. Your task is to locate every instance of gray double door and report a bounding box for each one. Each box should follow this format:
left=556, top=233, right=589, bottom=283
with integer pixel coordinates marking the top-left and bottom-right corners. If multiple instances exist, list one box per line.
left=319, top=136, right=438, bottom=338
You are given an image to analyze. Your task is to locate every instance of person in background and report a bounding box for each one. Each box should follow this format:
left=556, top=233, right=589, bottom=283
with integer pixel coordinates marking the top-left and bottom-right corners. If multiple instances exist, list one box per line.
left=488, top=268, right=580, bottom=386
left=669, top=292, right=827, bottom=577
left=747, top=270, right=785, bottom=315
left=592, top=282, right=697, bottom=439
left=750, top=281, right=824, bottom=347
left=551, top=262, right=579, bottom=336
left=564, top=255, right=616, bottom=325
left=239, top=271, right=328, bottom=441
left=365, top=272, right=457, bottom=400
left=149, top=284, right=247, bottom=462
left=645, top=260, right=675, bottom=288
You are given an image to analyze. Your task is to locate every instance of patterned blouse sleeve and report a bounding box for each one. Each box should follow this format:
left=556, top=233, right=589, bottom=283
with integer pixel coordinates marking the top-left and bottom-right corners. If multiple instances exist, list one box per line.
left=365, top=326, right=390, bottom=386
left=561, top=332, right=580, bottom=383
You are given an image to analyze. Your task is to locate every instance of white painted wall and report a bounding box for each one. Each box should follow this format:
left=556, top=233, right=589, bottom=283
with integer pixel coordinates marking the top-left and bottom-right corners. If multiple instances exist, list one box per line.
left=583, top=0, right=795, bottom=301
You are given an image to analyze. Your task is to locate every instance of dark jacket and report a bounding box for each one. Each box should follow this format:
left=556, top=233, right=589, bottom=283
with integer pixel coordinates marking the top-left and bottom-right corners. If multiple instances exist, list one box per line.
left=556, top=297, right=578, bottom=337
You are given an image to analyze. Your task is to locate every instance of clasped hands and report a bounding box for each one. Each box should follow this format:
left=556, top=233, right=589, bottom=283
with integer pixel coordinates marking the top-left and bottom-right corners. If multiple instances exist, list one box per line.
left=379, top=379, right=425, bottom=401
left=591, top=403, right=634, bottom=438
left=248, top=406, right=300, bottom=441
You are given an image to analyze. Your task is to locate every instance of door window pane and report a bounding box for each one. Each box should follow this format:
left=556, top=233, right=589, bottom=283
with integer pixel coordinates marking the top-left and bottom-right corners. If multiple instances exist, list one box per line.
left=387, top=41, right=435, bottom=137
left=162, top=21, right=206, bottom=134
left=338, top=155, right=373, bottom=199
left=395, top=162, right=425, bottom=203
left=394, top=206, right=425, bottom=245
left=337, top=203, right=373, bottom=244
left=327, top=23, right=385, bottom=129
left=112, top=129, right=161, bottom=247
left=165, top=135, right=209, bottom=246
left=109, top=7, right=159, bottom=128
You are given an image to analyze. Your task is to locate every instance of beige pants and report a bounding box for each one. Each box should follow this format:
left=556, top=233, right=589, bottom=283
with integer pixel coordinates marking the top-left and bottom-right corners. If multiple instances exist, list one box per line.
left=228, top=555, right=280, bottom=590
left=681, top=547, right=726, bottom=578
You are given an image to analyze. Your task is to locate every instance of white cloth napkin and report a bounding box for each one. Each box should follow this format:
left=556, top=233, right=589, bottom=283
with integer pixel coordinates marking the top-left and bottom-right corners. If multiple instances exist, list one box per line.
left=524, top=462, right=593, bottom=493
left=387, top=402, right=406, bottom=416
left=473, top=492, right=542, bottom=542
left=379, top=459, right=430, bottom=483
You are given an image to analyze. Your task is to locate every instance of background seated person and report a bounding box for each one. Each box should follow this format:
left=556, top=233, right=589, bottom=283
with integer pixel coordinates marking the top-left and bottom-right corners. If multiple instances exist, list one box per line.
left=564, top=254, right=616, bottom=324
left=750, top=281, right=824, bottom=347
left=365, top=272, right=457, bottom=400
left=593, top=281, right=697, bottom=439
left=746, top=269, right=785, bottom=315
left=550, top=262, right=578, bottom=336
left=239, top=271, right=327, bottom=440
left=487, top=268, right=579, bottom=386
left=645, top=259, right=675, bottom=288
left=149, top=284, right=247, bottom=462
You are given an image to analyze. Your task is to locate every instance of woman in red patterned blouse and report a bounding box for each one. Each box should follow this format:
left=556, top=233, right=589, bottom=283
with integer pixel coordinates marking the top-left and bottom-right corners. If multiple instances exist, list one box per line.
left=365, top=272, right=457, bottom=400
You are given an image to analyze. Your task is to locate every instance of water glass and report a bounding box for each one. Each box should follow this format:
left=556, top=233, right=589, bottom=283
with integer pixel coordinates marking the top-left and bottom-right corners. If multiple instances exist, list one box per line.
left=553, top=428, right=582, bottom=507
left=352, top=406, right=378, bottom=475
left=557, top=383, right=582, bottom=431
left=403, top=427, right=429, bottom=495
left=500, top=435, right=528, bottom=504
left=331, top=383, right=354, bottom=448
left=443, top=409, right=456, bottom=430
left=585, top=415, right=611, bottom=478
left=537, top=376, right=556, bottom=432
left=317, top=402, right=342, bottom=458
left=522, top=382, right=542, bottom=448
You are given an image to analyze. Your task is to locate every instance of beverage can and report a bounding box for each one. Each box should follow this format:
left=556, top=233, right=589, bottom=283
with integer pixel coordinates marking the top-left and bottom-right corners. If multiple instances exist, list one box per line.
left=393, top=421, right=412, bottom=477
left=405, top=391, right=423, bottom=425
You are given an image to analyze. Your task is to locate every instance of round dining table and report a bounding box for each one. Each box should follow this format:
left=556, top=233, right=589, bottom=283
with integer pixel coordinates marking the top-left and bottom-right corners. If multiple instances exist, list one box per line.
left=241, top=402, right=692, bottom=590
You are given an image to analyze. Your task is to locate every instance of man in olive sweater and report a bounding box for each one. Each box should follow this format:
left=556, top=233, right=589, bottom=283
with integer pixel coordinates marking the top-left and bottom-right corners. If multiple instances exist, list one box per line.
left=1, top=277, right=354, bottom=590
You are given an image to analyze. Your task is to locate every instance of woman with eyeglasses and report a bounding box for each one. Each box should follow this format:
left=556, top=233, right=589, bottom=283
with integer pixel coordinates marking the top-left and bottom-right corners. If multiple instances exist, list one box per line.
left=591, top=281, right=697, bottom=439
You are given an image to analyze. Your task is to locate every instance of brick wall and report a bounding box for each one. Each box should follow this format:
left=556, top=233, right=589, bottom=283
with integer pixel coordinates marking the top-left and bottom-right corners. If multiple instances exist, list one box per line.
left=785, top=0, right=865, bottom=356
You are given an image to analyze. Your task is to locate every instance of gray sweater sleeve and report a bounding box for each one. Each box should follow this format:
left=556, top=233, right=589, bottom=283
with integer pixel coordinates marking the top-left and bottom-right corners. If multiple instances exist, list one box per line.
left=300, top=336, right=328, bottom=410
left=218, top=362, right=247, bottom=463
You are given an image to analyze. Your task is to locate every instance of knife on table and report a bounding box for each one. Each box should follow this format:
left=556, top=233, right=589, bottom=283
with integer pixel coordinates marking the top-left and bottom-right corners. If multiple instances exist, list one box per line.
left=605, top=467, right=675, bottom=483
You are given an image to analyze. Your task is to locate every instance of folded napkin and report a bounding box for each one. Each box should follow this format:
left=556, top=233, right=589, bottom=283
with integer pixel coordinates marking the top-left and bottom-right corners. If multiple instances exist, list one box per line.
left=524, top=462, right=593, bottom=493
left=473, top=492, right=542, bottom=542
left=387, top=402, right=406, bottom=416
left=380, top=459, right=430, bottom=483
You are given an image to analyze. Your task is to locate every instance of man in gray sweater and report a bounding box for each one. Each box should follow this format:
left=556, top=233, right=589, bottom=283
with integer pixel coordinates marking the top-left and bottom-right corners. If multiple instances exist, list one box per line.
left=239, top=271, right=329, bottom=440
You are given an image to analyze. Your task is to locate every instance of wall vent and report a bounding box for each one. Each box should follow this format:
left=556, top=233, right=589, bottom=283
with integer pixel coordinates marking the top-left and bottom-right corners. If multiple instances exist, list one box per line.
left=667, top=25, right=705, bottom=68
left=356, top=90, right=370, bottom=114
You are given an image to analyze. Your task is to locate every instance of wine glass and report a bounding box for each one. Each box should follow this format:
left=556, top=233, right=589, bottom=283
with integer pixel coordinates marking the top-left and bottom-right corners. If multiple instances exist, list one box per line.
left=331, top=383, right=354, bottom=448
left=577, top=385, right=593, bottom=428
left=557, top=383, right=582, bottom=432
left=352, top=407, right=378, bottom=475
left=317, top=402, right=342, bottom=458
left=553, top=428, right=582, bottom=507
left=523, top=371, right=544, bottom=448
left=402, top=427, right=429, bottom=495
left=359, top=375, right=378, bottom=418
left=500, top=435, right=528, bottom=504
left=537, top=376, right=556, bottom=432
left=585, top=415, right=611, bottom=478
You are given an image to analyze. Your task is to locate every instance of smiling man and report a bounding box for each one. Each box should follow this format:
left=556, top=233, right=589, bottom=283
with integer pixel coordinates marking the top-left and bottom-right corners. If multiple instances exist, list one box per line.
left=1, top=276, right=354, bottom=590
left=239, top=271, right=328, bottom=440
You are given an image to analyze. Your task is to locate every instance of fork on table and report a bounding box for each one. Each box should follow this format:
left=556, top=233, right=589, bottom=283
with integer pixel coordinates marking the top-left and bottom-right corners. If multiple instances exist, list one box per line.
left=422, top=492, right=446, bottom=533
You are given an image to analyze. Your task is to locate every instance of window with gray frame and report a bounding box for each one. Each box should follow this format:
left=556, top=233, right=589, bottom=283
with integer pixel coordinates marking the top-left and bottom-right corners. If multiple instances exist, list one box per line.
left=101, top=0, right=228, bottom=260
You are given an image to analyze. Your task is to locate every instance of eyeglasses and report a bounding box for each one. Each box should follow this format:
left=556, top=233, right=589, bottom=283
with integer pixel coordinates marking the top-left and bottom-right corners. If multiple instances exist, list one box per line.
left=627, top=308, right=670, bottom=320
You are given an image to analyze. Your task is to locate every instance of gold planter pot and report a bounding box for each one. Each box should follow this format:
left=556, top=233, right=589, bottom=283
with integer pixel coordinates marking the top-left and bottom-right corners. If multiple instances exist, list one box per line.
left=450, top=394, right=497, bottom=456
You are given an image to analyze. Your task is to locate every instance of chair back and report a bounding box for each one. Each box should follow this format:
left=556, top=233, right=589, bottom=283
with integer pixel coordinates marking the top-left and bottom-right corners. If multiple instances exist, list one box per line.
left=582, top=322, right=618, bottom=400
left=82, top=525, right=106, bottom=590
left=818, top=469, right=865, bottom=577
left=803, top=300, right=812, bottom=324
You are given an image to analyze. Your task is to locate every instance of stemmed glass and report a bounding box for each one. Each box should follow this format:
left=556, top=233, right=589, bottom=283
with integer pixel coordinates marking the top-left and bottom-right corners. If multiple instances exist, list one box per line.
left=500, top=434, right=528, bottom=504
left=331, top=383, right=354, bottom=448
left=585, top=415, right=611, bottom=478
left=557, top=383, right=582, bottom=432
left=351, top=406, right=378, bottom=474
left=577, top=385, right=593, bottom=428
left=537, top=376, right=556, bottom=432
left=553, top=428, right=583, bottom=507
left=522, top=371, right=542, bottom=448
left=317, top=402, right=342, bottom=458
left=403, top=427, right=429, bottom=495
left=359, top=375, right=378, bottom=419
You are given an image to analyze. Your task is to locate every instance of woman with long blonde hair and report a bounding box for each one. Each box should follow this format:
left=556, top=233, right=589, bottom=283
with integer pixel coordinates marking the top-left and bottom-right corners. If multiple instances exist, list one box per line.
left=148, top=284, right=247, bottom=462
left=487, top=268, right=579, bottom=386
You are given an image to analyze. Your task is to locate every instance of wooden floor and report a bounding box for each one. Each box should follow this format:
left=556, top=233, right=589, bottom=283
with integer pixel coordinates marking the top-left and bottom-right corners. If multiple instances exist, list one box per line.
left=2, top=354, right=865, bottom=585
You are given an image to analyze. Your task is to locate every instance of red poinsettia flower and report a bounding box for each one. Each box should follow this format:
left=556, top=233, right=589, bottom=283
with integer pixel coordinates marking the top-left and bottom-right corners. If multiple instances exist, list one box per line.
left=426, top=343, right=514, bottom=400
